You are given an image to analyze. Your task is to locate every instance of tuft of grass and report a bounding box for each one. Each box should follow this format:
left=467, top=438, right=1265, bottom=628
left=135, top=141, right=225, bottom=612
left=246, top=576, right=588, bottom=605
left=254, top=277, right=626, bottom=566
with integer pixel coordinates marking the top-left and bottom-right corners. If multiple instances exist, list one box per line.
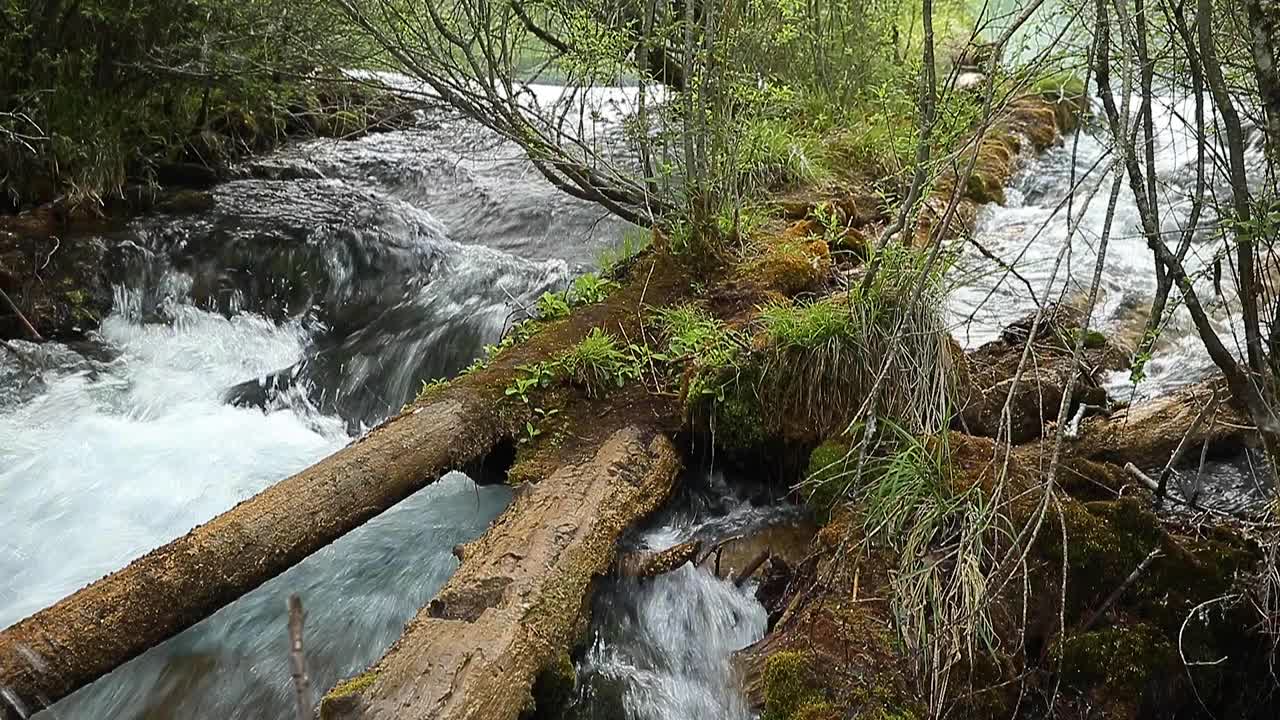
left=598, top=227, right=652, bottom=275
left=1032, top=69, right=1088, bottom=102
left=801, top=426, right=1007, bottom=714
left=753, top=246, right=956, bottom=438
left=652, top=303, right=749, bottom=410
left=714, top=200, right=773, bottom=242
left=735, top=117, right=831, bottom=191
left=534, top=273, right=616, bottom=322
left=558, top=328, right=637, bottom=397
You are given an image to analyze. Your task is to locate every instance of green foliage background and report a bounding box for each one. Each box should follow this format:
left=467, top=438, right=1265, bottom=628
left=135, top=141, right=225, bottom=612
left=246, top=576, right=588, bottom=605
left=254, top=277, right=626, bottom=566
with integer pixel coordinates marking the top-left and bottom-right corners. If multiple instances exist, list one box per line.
left=0, top=0, right=368, bottom=208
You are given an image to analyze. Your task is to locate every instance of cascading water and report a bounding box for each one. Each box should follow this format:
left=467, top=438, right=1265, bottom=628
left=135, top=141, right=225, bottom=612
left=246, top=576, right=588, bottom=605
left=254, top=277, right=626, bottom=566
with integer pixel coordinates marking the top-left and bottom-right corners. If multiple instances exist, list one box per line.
left=0, top=93, right=627, bottom=718
left=569, top=473, right=802, bottom=720
left=4, top=48, right=1276, bottom=720
left=947, top=93, right=1266, bottom=379
left=946, top=93, right=1273, bottom=505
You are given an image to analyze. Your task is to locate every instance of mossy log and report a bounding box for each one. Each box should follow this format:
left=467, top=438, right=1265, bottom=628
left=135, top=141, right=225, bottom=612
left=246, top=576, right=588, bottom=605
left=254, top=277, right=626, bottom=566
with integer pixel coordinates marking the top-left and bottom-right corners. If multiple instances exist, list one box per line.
left=319, top=425, right=681, bottom=720
left=0, top=388, right=511, bottom=720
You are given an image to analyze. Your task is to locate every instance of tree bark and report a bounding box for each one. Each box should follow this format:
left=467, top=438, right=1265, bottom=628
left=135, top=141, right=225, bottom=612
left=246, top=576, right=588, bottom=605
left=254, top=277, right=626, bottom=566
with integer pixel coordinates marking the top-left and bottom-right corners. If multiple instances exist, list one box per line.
left=319, top=425, right=681, bottom=720
left=1247, top=0, right=1280, bottom=155
left=0, top=387, right=512, bottom=719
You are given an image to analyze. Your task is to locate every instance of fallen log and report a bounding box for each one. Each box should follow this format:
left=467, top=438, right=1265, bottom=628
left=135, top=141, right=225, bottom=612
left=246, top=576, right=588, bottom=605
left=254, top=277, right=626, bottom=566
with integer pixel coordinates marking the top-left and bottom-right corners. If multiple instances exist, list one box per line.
left=319, top=425, right=681, bottom=720
left=0, top=387, right=511, bottom=719
left=1064, top=378, right=1250, bottom=468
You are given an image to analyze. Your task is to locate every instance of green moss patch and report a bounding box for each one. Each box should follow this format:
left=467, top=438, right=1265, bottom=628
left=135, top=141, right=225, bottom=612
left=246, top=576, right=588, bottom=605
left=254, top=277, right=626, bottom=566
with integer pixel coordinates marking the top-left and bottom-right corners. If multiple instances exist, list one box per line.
left=761, top=651, right=827, bottom=720
left=1059, top=624, right=1175, bottom=695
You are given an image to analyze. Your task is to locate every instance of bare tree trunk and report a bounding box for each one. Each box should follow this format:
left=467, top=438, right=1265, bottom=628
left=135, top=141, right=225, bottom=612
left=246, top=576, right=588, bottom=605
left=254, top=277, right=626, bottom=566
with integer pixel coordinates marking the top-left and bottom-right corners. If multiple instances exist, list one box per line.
left=1247, top=0, right=1280, bottom=155
left=1194, top=0, right=1263, bottom=377
left=859, top=0, right=938, bottom=290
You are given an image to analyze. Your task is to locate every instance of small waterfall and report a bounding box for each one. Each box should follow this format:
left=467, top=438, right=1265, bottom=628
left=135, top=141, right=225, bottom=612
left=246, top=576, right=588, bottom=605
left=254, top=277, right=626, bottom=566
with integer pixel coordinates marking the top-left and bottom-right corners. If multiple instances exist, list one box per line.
left=570, top=473, right=801, bottom=720
left=575, top=567, right=767, bottom=720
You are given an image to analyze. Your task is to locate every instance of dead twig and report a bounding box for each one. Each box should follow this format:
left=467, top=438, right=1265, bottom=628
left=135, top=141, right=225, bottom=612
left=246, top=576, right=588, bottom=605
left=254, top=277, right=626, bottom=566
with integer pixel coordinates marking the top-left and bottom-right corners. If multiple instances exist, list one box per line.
left=1156, top=390, right=1219, bottom=508
left=287, top=595, right=312, bottom=720
left=0, top=287, right=43, bottom=342
left=1079, top=547, right=1163, bottom=633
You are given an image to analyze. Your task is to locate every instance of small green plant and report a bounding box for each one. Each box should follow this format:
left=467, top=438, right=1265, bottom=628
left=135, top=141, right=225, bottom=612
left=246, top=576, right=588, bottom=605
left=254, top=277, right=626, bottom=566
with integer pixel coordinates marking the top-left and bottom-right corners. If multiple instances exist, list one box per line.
left=1130, top=327, right=1162, bottom=384
left=520, top=406, right=561, bottom=445
left=460, top=356, right=489, bottom=376
left=559, top=328, right=637, bottom=397
left=504, top=362, right=557, bottom=404
left=510, top=319, right=540, bottom=343
left=522, top=420, right=543, bottom=443
left=734, top=116, right=830, bottom=191
left=570, top=273, right=615, bottom=305
left=418, top=376, right=449, bottom=399
left=536, top=291, right=572, bottom=320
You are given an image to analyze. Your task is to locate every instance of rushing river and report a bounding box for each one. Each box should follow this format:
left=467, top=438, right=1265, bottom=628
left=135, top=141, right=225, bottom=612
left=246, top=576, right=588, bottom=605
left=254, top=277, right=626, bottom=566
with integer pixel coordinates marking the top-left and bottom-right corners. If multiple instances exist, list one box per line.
left=944, top=91, right=1274, bottom=512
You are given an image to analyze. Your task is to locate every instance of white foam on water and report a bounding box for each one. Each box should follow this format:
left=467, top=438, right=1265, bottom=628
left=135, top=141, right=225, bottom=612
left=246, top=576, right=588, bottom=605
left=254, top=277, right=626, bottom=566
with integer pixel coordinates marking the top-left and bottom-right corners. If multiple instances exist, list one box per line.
left=0, top=302, right=349, bottom=629
left=947, top=92, right=1266, bottom=398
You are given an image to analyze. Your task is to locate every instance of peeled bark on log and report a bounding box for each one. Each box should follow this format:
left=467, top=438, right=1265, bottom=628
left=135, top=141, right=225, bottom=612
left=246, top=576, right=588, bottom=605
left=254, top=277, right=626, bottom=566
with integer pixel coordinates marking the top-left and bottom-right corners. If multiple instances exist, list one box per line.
left=1063, top=378, right=1249, bottom=468
left=319, top=426, right=681, bottom=720
left=0, top=388, right=510, bottom=720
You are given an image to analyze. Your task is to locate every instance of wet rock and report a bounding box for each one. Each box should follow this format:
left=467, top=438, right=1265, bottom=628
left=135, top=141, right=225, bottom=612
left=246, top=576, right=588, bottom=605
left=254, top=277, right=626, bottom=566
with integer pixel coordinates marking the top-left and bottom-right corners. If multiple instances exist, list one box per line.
left=0, top=233, right=116, bottom=340
left=242, top=159, right=327, bottom=182
left=754, top=556, right=794, bottom=627
left=155, top=190, right=217, bottom=215
left=222, top=361, right=308, bottom=410
left=154, top=162, right=220, bottom=189
left=700, top=522, right=816, bottom=583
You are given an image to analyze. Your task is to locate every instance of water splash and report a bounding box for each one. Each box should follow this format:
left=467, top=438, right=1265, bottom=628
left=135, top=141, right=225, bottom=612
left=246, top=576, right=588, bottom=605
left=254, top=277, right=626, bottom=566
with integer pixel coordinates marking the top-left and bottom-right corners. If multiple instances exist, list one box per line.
left=570, top=474, right=795, bottom=720
left=0, top=305, right=347, bottom=628
left=575, top=566, right=766, bottom=720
